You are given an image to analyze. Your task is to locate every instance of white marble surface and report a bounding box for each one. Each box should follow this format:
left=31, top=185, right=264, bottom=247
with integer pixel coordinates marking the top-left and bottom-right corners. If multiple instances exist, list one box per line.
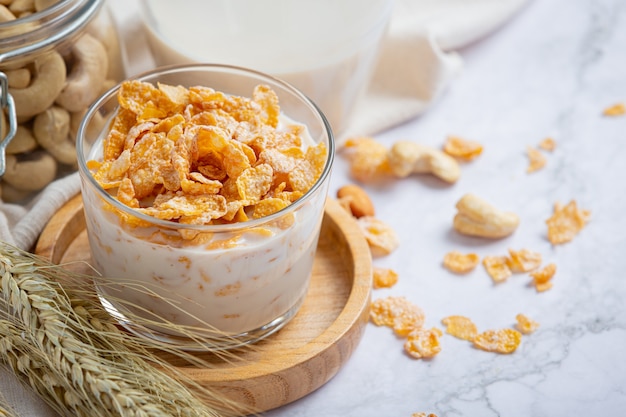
left=3, top=0, right=625, bottom=415
left=264, top=0, right=626, bottom=416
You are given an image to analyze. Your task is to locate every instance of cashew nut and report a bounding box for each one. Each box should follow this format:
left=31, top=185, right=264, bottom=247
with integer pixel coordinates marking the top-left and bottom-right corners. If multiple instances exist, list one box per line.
left=6, top=125, right=37, bottom=154
left=70, top=107, right=106, bottom=141
left=5, top=67, right=31, bottom=89
left=0, top=180, right=35, bottom=203
left=33, top=105, right=75, bottom=165
left=34, top=0, right=60, bottom=12
left=55, top=33, right=108, bottom=112
left=0, top=110, right=6, bottom=143
left=3, top=151, right=57, bottom=191
left=86, top=13, right=124, bottom=81
left=0, top=4, right=15, bottom=21
left=453, top=193, right=520, bottom=238
left=8, top=0, right=33, bottom=14
left=10, top=51, right=66, bottom=119
left=388, top=140, right=461, bottom=183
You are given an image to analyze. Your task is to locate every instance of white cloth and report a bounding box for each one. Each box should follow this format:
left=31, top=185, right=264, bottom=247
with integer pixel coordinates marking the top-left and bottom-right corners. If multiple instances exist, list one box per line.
left=0, top=0, right=529, bottom=415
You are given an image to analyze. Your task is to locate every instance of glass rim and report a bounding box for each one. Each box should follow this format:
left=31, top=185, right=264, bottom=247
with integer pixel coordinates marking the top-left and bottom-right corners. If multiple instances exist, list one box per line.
left=76, top=63, right=335, bottom=233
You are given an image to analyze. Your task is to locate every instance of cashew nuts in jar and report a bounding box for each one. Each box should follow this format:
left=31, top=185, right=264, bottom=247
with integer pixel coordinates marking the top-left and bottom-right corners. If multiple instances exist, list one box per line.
left=0, top=0, right=125, bottom=203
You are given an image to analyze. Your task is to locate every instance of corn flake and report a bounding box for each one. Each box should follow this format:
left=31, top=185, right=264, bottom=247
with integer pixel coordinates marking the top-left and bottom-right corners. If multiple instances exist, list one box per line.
left=342, top=137, right=390, bottom=181
left=546, top=200, right=590, bottom=245
left=372, top=267, right=399, bottom=289
left=370, top=296, right=425, bottom=336
left=443, top=136, right=483, bottom=161
left=482, top=256, right=512, bottom=283
left=538, top=138, right=556, bottom=152
left=91, top=80, right=328, bottom=231
left=473, top=328, right=521, bottom=354
left=441, top=315, right=478, bottom=341
left=515, top=314, right=540, bottom=334
left=526, top=146, right=547, bottom=173
left=404, top=327, right=443, bottom=359
left=443, top=251, right=480, bottom=274
left=530, top=263, right=556, bottom=292
left=507, top=248, right=542, bottom=273
left=357, top=216, right=400, bottom=257
left=603, top=103, right=625, bottom=116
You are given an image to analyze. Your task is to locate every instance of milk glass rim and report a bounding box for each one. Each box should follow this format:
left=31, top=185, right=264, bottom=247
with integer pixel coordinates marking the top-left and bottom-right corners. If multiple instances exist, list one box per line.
left=76, top=63, right=335, bottom=233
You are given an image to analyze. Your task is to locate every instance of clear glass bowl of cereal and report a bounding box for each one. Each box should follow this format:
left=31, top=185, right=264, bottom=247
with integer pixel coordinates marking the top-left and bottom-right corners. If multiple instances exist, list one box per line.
left=76, top=64, right=334, bottom=350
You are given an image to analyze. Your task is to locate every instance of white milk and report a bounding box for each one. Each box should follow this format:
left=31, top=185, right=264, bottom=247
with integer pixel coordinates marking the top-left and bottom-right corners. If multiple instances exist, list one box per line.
left=141, top=0, right=393, bottom=134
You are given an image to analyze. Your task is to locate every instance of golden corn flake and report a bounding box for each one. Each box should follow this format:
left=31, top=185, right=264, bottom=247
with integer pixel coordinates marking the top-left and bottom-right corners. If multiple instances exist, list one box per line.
left=603, top=102, right=625, bottom=116
left=342, top=136, right=390, bottom=181
left=530, top=263, right=556, bottom=292
left=370, top=296, right=425, bottom=336
left=546, top=200, right=590, bottom=245
left=538, top=137, right=556, bottom=152
left=482, top=256, right=512, bottom=283
left=441, top=315, right=478, bottom=341
left=357, top=216, right=400, bottom=257
left=404, top=327, right=443, bottom=359
left=473, top=328, right=521, bottom=354
left=443, top=136, right=483, bottom=161
left=507, top=248, right=542, bottom=273
left=515, top=314, right=540, bottom=334
left=443, top=251, right=480, bottom=274
left=89, top=80, right=328, bottom=228
left=526, top=146, right=547, bottom=173
left=372, top=267, right=399, bottom=289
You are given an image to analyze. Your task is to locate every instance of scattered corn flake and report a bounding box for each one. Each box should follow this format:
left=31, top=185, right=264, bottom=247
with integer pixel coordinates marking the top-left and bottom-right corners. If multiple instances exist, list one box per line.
left=530, top=263, right=556, bottom=292
left=443, top=251, right=480, bottom=274
left=507, top=248, right=542, bottom=273
left=443, top=136, right=483, bottom=161
left=546, top=200, right=590, bottom=245
left=404, top=327, right=443, bottom=359
left=342, top=136, right=391, bottom=181
left=526, top=146, right=547, bottom=173
left=372, top=267, right=399, bottom=289
left=370, top=296, right=425, bottom=336
left=482, top=256, right=512, bottom=283
left=412, top=414, right=438, bottom=417
left=603, top=102, right=625, bottom=117
left=357, top=216, right=400, bottom=257
left=538, top=137, right=556, bottom=152
left=473, top=328, right=522, bottom=354
left=441, top=315, right=478, bottom=341
left=515, top=314, right=540, bottom=334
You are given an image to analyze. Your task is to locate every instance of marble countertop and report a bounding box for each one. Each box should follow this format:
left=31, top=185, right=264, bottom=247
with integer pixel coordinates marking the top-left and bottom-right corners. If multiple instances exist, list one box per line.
left=263, top=0, right=626, bottom=416
left=4, top=0, right=623, bottom=415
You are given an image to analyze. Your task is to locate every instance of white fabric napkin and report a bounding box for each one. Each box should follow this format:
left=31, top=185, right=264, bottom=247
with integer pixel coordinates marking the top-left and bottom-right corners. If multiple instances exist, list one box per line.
left=0, top=0, right=529, bottom=414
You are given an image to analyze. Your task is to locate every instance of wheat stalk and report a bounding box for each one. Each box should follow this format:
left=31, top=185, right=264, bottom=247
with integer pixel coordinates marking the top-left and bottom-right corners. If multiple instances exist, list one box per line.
left=0, top=241, right=250, bottom=417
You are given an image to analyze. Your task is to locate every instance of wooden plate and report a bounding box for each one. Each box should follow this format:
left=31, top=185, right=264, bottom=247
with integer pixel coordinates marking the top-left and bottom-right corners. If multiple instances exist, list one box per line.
left=35, top=195, right=372, bottom=413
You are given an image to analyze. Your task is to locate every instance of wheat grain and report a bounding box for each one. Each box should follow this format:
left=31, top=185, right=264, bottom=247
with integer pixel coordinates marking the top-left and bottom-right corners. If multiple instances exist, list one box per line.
left=0, top=242, right=250, bottom=417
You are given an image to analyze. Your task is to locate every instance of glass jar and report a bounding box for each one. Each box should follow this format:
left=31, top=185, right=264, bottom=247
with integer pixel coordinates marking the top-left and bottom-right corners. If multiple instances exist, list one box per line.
left=0, top=0, right=125, bottom=203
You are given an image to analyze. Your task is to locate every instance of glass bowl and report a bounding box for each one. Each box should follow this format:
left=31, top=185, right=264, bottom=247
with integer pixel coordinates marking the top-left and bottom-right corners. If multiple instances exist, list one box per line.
left=77, top=64, right=334, bottom=350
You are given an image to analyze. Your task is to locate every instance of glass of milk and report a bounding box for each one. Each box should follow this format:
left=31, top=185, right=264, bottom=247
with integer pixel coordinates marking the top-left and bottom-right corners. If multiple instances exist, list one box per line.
left=140, top=0, right=394, bottom=135
left=76, top=64, right=334, bottom=350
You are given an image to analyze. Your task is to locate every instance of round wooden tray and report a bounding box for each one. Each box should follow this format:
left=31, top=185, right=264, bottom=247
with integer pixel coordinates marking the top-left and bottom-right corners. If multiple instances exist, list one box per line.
left=35, top=195, right=372, bottom=414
